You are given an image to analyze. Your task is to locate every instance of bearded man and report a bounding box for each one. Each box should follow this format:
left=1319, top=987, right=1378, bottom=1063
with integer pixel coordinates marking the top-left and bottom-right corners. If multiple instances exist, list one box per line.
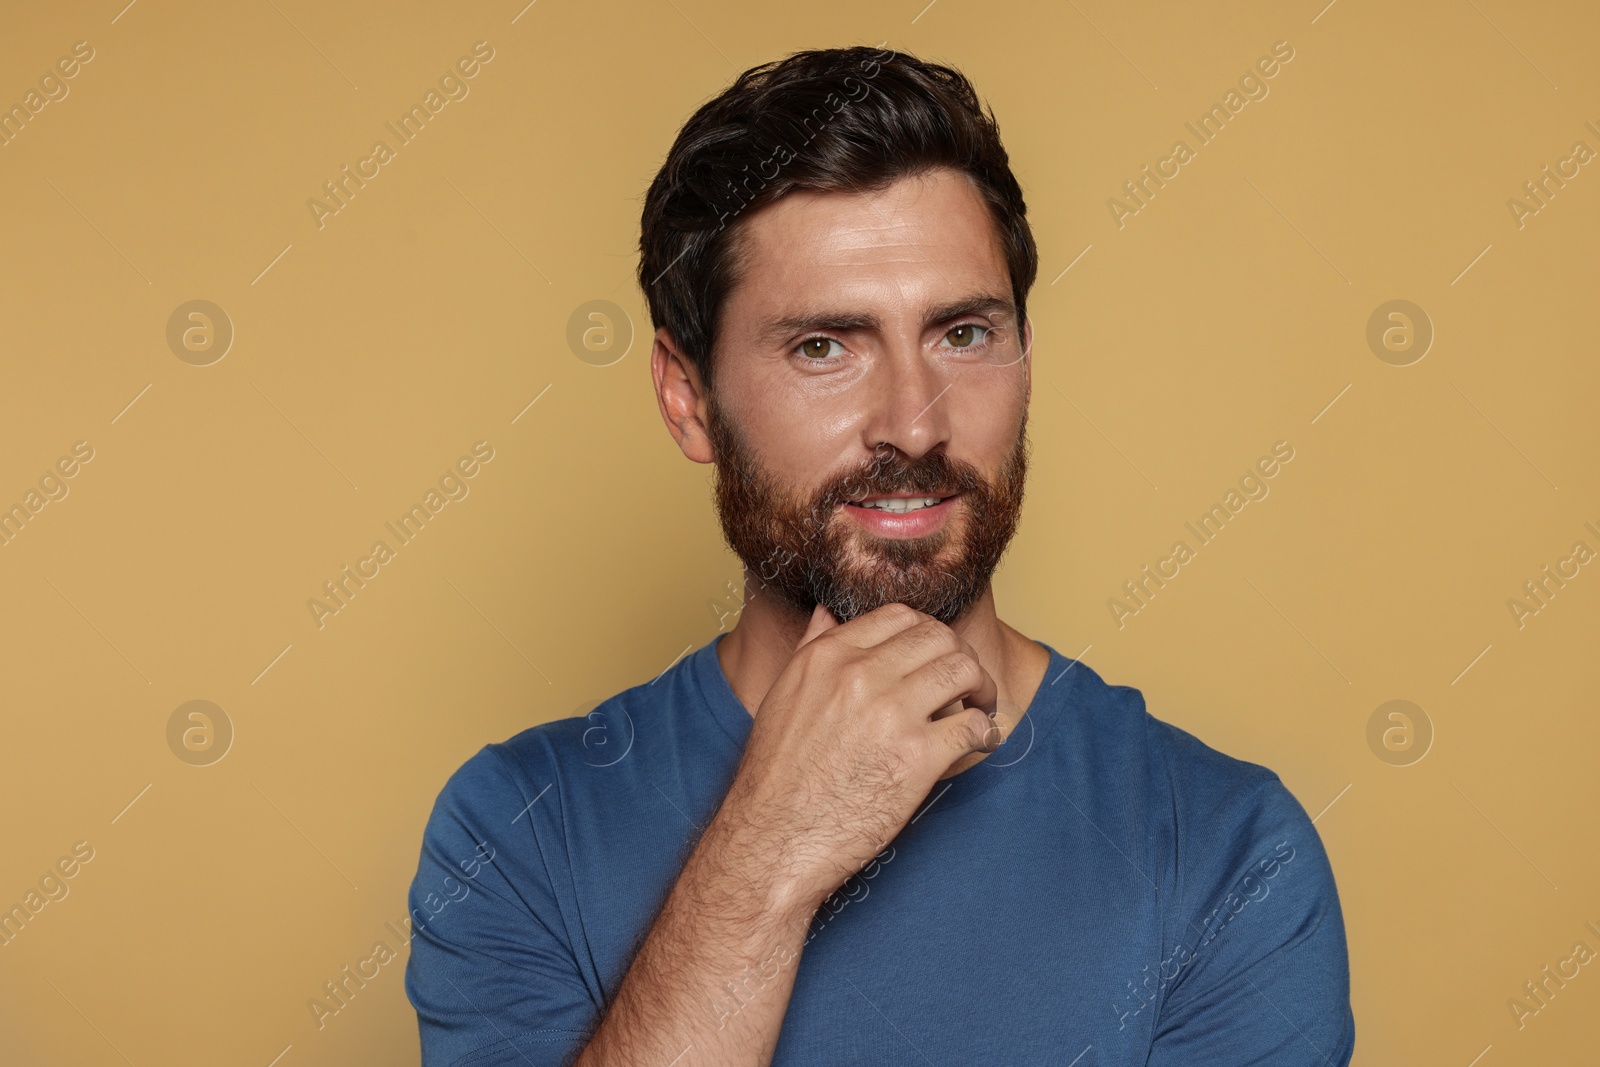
left=405, top=44, right=1355, bottom=1067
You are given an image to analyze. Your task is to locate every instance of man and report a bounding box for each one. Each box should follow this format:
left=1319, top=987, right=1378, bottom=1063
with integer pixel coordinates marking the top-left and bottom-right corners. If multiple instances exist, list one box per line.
left=405, top=45, right=1355, bottom=1066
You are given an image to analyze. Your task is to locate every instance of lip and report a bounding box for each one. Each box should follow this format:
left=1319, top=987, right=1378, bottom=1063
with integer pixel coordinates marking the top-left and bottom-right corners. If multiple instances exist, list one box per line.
left=841, top=494, right=958, bottom=539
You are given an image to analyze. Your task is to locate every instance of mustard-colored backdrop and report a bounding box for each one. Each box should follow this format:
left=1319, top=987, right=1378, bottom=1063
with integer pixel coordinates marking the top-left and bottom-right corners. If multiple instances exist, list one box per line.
left=2, top=0, right=1595, bottom=1063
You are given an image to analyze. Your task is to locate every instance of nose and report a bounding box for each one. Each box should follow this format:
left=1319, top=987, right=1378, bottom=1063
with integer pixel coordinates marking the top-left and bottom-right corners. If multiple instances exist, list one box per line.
left=858, top=340, right=953, bottom=462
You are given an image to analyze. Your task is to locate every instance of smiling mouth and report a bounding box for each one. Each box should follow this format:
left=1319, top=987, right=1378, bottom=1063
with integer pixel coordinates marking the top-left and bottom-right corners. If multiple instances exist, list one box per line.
left=844, top=493, right=959, bottom=514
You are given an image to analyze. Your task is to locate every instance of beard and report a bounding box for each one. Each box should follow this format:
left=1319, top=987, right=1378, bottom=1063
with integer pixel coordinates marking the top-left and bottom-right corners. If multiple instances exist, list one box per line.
left=705, top=397, right=1030, bottom=625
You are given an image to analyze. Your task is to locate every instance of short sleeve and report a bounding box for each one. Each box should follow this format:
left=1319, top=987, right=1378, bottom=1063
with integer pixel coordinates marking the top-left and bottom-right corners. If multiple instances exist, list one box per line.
left=1146, top=775, right=1356, bottom=1065
left=405, top=745, right=599, bottom=1067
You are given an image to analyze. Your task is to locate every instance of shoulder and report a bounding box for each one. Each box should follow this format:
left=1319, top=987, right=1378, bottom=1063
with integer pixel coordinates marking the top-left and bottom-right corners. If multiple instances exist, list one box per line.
left=1143, top=712, right=1297, bottom=831
left=414, top=704, right=594, bottom=861
left=1046, top=653, right=1336, bottom=928
left=412, top=743, right=539, bottom=881
left=415, top=663, right=705, bottom=879
left=484, top=663, right=689, bottom=784
left=1135, top=706, right=1327, bottom=891
left=1152, top=719, right=1333, bottom=953
left=1067, top=677, right=1353, bottom=1057
left=423, top=689, right=640, bottom=808
left=1121, top=688, right=1328, bottom=905
left=1054, top=651, right=1300, bottom=830
left=1046, top=653, right=1286, bottom=812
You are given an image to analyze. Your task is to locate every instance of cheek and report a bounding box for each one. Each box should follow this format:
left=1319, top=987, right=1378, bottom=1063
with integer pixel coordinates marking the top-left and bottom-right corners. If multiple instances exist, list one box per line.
left=787, top=428, right=861, bottom=496
left=952, top=377, right=1027, bottom=443
left=742, top=389, right=864, bottom=477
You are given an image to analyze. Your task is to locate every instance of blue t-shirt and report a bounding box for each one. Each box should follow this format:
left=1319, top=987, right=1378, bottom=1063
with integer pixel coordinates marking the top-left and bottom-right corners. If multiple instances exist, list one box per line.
left=405, top=635, right=1355, bottom=1065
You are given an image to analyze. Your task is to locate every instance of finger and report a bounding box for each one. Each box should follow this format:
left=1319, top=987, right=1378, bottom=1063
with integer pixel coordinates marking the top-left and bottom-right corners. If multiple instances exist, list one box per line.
left=873, top=618, right=954, bottom=677
left=873, top=618, right=975, bottom=686
left=824, top=601, right=930, bottom=651
left=903, top=649, right=998, bottom=721
left=914, top=628, right=988, bottom=722
left=934, top=704, right=1006, bottom=760
left=797, top=601, right=839, bottom=648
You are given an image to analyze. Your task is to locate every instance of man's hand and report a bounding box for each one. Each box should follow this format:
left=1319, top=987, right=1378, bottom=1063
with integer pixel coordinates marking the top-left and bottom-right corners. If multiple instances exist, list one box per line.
left=571, top=602, right=1003, bottom=1067
left=716, top=601, right=1003, bottom=916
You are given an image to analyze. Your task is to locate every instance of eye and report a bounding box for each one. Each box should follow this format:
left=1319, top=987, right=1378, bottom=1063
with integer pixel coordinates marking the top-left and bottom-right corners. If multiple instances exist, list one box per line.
left=795, top=336, right=846, bottom=361
left=940, top=323, right=992, bottom=350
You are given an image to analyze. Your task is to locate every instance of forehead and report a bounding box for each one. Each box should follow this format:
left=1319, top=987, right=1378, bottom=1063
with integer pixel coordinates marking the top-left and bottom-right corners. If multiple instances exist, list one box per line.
left=722, top=167, right=1011, bottom=324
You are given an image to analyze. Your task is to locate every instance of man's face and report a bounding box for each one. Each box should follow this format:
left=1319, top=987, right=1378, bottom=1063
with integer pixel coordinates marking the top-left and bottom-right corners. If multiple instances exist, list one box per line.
left=699, top=167, right=1032, bottom=624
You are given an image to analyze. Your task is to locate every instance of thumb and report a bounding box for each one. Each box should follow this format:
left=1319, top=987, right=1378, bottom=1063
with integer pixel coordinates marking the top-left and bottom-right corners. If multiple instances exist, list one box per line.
left=798, top=601, right=838, bottom=647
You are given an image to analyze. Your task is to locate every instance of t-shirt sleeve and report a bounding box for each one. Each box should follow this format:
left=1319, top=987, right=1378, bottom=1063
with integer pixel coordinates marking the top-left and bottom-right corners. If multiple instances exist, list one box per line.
left=1145, top=771, right=1356, bottom=1065
left=404, top=744, right=599, bottom=1067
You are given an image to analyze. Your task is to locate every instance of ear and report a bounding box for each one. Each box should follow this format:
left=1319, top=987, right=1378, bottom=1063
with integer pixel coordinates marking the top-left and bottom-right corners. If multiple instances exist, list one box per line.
left=1020, top=316, right=1033, bottom=404
left=651, top=328, right=715, bottom=464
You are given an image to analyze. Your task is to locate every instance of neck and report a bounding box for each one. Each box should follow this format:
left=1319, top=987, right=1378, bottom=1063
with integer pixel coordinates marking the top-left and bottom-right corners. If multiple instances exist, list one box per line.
left=715, top=566, right=1051, bottom=762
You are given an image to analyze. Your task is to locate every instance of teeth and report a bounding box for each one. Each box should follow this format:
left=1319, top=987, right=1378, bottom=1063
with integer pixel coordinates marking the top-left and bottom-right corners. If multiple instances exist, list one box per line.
left=861, top=497, right=942, bottom=513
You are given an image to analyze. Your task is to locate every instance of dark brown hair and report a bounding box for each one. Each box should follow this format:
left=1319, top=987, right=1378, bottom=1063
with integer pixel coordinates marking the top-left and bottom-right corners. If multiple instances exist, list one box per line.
left=636, top=45, right=1038, bottom=391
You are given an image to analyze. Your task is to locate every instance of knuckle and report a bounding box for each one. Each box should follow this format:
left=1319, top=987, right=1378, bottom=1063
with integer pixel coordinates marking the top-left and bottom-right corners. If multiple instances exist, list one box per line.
left=936, top=652, right=979, bottom=689
left=941, top=718, right=977, bottom=755
left=836, top=660, right=873, bottom=703
left=877, top=602, right=920, bottom=626
left=960, top=711, right=998, bottom=753
left=807, top=632, right=850, bottom=671
left=908, top=618, right=952, bottom=654
left=810, top=629, right=845, bottom=656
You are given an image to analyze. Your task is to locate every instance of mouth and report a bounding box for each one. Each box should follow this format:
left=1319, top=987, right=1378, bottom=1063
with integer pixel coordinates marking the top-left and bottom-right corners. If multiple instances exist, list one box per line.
left=843, top=492, right=960, bottom=514
left=840, top=492, right=961, bottom=538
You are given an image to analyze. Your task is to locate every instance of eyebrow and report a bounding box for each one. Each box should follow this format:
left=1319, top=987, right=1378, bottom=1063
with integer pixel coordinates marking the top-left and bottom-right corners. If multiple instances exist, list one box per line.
left=755, top=293, right=1016, bottom=347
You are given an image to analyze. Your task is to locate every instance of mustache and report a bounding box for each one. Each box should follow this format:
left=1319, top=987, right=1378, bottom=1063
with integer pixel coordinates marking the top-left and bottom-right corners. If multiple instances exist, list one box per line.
left=705, top=396, right=1031, bottom=625
left=820, top=448, right=984, bottom=512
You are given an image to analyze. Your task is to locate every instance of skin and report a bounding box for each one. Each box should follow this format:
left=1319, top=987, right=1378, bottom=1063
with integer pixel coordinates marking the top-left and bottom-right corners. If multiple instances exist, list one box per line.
left=573, top=166, right=1050, bottom=1066
left=659, top=165, right=1050, bottom=764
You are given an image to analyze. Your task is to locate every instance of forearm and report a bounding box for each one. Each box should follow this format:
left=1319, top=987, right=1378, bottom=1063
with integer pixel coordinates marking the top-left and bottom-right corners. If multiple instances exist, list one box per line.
left=573, top=809, right=816, bottom=1067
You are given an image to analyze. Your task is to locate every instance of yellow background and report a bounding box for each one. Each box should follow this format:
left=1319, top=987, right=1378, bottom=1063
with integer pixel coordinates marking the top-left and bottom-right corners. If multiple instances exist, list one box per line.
left=1, top=0, right=1596, bottom=1063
